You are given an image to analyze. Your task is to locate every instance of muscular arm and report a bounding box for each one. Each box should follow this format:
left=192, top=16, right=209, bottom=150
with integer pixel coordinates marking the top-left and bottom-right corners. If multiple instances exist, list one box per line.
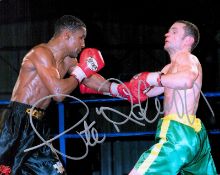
left=161, top=59, right=199, bottom=90
left=31, top=47, right=79, bottom=101
left=146, top=56, right=199, bottom=97
left=146, top=87, right=164, bottom=97
left=82, top=74, right=111, bottom=92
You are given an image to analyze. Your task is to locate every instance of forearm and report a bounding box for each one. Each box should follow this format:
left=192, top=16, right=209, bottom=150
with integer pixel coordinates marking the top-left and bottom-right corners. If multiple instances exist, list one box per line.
left=146, top=86, right=164, bottom=97
left=82, top=75, right=111, bottom=92
left=161, top=71, right=197, bottom=89
left=51, top=76, right=79, bottom=101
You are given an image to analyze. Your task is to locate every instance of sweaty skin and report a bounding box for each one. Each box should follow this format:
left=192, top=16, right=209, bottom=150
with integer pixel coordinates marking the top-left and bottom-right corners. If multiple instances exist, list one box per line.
left=11, top=28, right=86, bottom=109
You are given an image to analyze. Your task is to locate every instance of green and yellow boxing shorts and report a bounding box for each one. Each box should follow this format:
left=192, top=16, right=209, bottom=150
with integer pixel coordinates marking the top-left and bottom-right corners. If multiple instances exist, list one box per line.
left=129, top=114, right=217, bottom=175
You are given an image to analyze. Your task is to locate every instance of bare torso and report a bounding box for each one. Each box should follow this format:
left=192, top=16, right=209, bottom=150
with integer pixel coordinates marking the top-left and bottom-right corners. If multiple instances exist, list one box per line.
left=163, top=54, right=202, bottom=116
left=11, top=44, right=76, bottom=109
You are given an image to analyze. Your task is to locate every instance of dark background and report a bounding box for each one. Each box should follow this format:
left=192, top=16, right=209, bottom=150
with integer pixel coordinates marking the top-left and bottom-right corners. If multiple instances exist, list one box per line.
left=0, top=0, right=220, bottom=174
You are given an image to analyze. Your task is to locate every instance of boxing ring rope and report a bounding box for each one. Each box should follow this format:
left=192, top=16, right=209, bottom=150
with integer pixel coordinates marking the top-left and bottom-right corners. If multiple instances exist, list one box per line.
left=1, top=91, right=220, bottom=163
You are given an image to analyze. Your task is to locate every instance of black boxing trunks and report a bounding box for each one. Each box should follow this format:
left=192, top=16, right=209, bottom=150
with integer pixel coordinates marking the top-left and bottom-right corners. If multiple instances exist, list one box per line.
left=0, top=101, right=66, bottom=175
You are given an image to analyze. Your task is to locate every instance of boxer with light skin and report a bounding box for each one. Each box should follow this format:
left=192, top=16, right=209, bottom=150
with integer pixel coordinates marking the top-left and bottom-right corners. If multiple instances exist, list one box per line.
left=128, top=20, right=217, bottom=174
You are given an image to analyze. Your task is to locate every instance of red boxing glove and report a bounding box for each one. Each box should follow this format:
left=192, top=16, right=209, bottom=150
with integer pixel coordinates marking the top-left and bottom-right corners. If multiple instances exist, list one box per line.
left=110, top=82, right=141, bottom=104
left=129, top=72, right=150, bottom=101
left=70, top=48, right=105, bottom=82
left=80, top=80, right=142, bottom=104
left=129, top=71, right=163, bottom=100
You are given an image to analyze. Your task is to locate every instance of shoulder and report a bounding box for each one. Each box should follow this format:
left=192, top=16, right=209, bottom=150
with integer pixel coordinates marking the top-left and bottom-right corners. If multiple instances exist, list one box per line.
left=177, top=52, right=199, bottom=65
left=178, top=53, right=200, bottom=75
left=190, top=54, right=200, bottom=65
left=32, top=44, right=54, bottom=59
left=27, top=44, right=55, bottom=65
left=185, top=54, right=200, bottom=69
left=190, top=54, right=202, bottom=73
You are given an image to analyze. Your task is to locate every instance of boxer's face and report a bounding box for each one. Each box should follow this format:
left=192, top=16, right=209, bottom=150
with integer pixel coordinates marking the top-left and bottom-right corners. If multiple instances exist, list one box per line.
left=66, top=27, right=87, bottom=58
left=164, top=22, right=186, bottom=52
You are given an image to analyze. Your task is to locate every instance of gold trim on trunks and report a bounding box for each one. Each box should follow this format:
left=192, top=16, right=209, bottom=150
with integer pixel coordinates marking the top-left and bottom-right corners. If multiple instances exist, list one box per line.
left=26, top=108, right=44, bottom=120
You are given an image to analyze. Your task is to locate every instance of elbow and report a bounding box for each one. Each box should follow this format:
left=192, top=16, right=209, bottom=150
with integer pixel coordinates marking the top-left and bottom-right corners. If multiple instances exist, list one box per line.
left=186, top=72, right=197, bottom=89
left=182, top=78, right=195, bottom=89
left=51, top=88, right=66, bottom=102
left=185, top=80, right=194, bottom=89
left=53, top=95, right=66, bottom=102
left=181, top=71, right=197, bottom=89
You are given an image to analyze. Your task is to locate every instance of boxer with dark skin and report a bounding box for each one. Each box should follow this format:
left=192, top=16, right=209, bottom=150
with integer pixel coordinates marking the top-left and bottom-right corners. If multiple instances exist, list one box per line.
left=0, top=13, right=139, bottom=175
left=0, top=15, right=107, bottom=175
left=11, top=33, right=81, bottom=109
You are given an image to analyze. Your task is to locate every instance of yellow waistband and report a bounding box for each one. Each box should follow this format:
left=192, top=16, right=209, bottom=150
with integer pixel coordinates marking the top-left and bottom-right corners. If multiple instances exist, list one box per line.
left=163, top=114, right=201, bottom=132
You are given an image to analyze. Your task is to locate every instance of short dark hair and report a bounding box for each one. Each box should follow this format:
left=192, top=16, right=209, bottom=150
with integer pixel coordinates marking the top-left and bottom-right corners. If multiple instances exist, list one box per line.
left=176, top=20, right=200, bottom=51
left=54, top=15, right=86, bottom=37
